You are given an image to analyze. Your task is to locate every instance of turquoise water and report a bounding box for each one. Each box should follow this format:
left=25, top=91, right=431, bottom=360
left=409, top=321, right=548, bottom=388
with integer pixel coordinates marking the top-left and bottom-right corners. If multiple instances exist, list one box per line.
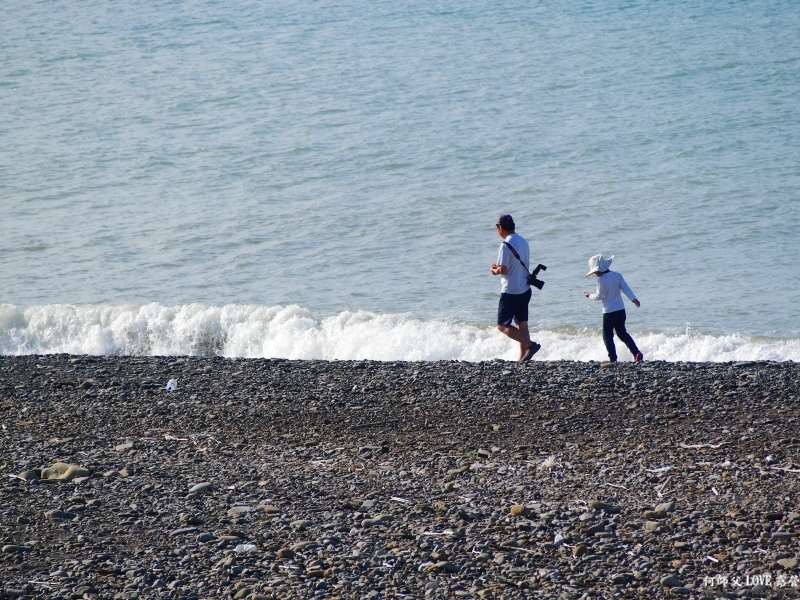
left=2, top=1, right=799, bottom=360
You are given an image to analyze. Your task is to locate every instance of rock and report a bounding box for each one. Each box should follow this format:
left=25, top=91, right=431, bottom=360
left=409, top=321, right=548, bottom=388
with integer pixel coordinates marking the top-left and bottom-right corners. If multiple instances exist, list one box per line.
left=290, top=541, right=317, bottom=552
left=573, top=545, right=588, bottom=558
left=589, top=500, right=620, bottom=513
left=115, top=441, right=135, bottom=452
left=276, top=549, right=296, bottom=559
left=46, top=510, right=76, bottom=520
left=655, top=501, right=676, bottom=513
left=362, top=514, right=394, bottom=526
left=425, top=561, right=459, bottom=573
left=188, top=482, right=214, bottom=493
left=258, top=505, right=282, bottom=514
left=169, top=527, right=199, bottom=537
left=18, top=469, right=40, bottom=480
left=180, top=515, right=204, bottom=525
left=660, top=575, right=683, bottom=588
left=585, top=523, right=604, bottom=536
left=2, top=545, right=31, bottom=553
left=672, top=588, right=691, bottom=596
left=510, top=505, right=530, bottom=517
left=778, top=558, right=798, bottom=570
left=290, top=519, right=315, bottom=529
left=40, top=462, right=90, bottom=481
left=227, top=506, right=255, bottom=516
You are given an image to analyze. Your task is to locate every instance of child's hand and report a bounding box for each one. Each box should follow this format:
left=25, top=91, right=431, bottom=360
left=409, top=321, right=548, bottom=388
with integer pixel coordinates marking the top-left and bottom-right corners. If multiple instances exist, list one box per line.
left=633, top=299, right=641, bottom=308
left=583, top=291, right=590, bottom=298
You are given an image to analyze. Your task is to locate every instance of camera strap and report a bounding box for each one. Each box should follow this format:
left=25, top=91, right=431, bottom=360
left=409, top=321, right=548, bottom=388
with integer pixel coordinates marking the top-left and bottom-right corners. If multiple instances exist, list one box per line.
left=503, top=241, right=531, bottom=275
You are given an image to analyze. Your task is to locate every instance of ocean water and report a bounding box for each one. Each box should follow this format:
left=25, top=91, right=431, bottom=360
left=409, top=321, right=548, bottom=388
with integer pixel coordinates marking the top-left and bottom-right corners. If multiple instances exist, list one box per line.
left=2, top=1, right=799, bottom=361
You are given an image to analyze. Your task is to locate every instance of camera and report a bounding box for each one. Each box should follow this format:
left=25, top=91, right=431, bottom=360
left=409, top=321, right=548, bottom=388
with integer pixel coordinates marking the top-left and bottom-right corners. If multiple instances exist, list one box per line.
left=527, top=264, right=547, bottom=290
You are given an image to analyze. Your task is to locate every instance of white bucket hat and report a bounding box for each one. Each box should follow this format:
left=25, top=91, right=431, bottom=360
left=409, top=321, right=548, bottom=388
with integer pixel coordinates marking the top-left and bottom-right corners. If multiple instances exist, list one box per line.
left=585, top=254, right=614, bottom=277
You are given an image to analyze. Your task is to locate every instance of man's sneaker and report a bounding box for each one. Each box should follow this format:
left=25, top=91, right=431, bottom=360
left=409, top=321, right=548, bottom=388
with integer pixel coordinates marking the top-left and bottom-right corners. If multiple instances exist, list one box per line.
left=634, top=352, right=644, bottom=363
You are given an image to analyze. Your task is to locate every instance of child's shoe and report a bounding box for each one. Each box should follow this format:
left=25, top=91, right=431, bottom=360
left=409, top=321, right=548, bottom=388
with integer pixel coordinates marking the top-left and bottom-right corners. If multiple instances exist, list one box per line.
left=634, top=352, right=644, bottom=363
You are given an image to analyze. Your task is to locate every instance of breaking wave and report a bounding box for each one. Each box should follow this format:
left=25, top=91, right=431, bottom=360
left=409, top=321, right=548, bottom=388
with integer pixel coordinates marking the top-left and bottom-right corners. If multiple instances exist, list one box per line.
left=0, top=303, right=797, bottom=362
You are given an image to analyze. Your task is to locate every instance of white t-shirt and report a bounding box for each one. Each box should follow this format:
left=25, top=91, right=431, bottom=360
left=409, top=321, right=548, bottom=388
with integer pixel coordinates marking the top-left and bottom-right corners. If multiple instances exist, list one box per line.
left=588, top=271, right=637, bottom=313
left=497, top=233, right=530, bottom=295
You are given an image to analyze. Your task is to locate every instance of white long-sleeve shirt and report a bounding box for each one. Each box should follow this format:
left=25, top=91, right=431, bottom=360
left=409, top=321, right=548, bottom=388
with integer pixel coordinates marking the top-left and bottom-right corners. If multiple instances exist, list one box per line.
left=588, top=271, right=637, bottom=313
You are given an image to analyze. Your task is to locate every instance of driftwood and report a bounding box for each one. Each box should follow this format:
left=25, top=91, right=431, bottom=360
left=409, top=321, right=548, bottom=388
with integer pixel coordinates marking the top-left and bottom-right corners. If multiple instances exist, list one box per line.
left=770, top=465, right=800, bottom=474
left=488, top=542, right=537, bottom=555
left=679, top=442, right=726, bottom=449
left=656, top=475, right=671, bottom=497
left=603, top=482, right=627, bottom=490
left=351, top=419, right=398, bottom=430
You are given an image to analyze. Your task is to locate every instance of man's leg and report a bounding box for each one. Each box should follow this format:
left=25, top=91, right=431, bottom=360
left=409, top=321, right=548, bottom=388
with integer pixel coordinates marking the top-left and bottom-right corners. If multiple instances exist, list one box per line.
left=602, top=312, right=617, bottom=362
left=498, top=290, right=537, bottom=360
left=517, top=321, right=530, bottom=358
left=497, top=322, right=531, bottom=348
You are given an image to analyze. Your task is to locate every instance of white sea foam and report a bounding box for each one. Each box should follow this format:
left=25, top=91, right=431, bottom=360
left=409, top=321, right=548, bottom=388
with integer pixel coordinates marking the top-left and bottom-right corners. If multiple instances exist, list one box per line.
left=0, top=303, right=797, bottom=362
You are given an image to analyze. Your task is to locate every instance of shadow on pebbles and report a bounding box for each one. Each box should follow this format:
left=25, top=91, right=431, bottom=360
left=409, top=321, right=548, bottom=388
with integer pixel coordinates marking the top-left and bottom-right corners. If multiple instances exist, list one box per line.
left=1, top=355, right=799, bottom=599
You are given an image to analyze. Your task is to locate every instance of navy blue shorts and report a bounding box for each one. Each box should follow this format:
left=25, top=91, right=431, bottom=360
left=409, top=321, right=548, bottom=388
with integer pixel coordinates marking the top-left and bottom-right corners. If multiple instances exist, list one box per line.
left=497, top=288, right=532, bottom=326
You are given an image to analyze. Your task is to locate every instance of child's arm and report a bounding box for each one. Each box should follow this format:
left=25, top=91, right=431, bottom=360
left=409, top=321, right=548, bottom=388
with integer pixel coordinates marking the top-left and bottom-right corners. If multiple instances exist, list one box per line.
left=583, top=279, right=605, bottom=301
left=619, top=276, right=641, bottom=307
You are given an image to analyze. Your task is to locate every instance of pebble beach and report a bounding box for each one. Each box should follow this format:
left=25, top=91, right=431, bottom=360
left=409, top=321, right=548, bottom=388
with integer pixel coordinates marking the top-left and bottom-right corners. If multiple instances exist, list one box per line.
left=1, top=356, right=799, bottom=599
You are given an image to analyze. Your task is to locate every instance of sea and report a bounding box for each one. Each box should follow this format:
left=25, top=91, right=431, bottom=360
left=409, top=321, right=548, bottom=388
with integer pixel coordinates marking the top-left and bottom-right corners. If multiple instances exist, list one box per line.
left=2, top=1, right=799, bottom=362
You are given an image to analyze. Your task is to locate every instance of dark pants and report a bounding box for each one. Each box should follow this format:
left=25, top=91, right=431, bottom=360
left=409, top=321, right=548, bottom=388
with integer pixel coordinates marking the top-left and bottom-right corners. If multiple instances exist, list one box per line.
left=602, top=309, right=639, bottom=361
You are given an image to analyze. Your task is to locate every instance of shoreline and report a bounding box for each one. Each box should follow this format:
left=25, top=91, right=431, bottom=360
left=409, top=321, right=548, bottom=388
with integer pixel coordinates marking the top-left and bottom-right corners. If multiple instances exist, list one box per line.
left=1, top=356, right=799, bottom=599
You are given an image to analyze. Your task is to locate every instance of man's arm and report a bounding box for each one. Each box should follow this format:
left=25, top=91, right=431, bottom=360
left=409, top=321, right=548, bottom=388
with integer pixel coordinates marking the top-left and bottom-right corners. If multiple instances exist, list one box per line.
left=491, top=264, right=508, bottom=275
left=491, top=244, right=510, bottom=275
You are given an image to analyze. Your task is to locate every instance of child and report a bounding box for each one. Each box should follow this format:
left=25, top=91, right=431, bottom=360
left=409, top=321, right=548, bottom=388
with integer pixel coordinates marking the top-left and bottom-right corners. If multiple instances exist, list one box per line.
left=582, top=254, right=643, bottom=364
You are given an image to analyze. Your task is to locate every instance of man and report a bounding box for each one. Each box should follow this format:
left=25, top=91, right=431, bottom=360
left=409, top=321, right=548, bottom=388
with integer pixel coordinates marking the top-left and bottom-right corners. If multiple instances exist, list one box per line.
left=490, top=214, right=541, bottom=361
